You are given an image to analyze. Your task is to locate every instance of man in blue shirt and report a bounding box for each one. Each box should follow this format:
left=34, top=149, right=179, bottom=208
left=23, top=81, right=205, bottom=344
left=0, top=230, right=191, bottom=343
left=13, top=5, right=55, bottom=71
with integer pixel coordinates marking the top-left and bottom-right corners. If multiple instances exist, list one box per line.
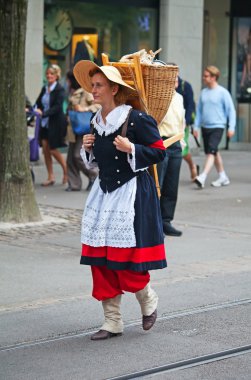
left=193, top=65, right=236, bottom=188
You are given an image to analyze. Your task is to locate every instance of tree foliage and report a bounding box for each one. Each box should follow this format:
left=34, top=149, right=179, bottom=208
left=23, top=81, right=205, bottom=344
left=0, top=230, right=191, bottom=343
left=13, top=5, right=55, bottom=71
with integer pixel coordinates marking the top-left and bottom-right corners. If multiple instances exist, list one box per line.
left=0, top=0, right=41, bottom=222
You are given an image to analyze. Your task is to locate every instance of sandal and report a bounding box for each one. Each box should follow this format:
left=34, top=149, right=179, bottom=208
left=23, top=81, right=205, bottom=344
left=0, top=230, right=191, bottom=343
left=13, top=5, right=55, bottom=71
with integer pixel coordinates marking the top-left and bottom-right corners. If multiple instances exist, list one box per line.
left=41, top=180, right=55, bottom=187
left=62, top=175, right=68, bottom=185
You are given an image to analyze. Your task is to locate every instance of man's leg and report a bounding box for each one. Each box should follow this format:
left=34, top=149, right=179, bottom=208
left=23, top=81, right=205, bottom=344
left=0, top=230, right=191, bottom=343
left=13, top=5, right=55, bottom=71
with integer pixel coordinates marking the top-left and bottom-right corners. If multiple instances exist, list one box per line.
left=66, top=142, right=82, bottom=190
left=214, top=151, right=224, bottom=173
left=195, top=128, right=223, bottom=188
left=203, top=153, right=215, bottom=174
left=194, top=153, right=215, bottom=188
left=211, top=152, right=230, bottom=187
left=158, top=142, right=182, bottom=235
left=183, top=152, right=198, bottom=181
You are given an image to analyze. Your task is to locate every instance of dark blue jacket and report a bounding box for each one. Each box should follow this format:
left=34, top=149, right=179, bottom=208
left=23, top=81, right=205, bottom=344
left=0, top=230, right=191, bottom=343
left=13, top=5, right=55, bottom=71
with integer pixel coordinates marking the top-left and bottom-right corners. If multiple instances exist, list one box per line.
left=92, top=110, right=166, bottom=193
left=176, top=77, right=195, bottom=125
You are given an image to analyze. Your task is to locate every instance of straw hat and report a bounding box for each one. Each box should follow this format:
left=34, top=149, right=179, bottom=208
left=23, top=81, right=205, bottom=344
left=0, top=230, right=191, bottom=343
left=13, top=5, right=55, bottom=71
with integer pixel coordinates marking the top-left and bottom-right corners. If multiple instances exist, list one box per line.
left=73, top=60, right=135, bottom=93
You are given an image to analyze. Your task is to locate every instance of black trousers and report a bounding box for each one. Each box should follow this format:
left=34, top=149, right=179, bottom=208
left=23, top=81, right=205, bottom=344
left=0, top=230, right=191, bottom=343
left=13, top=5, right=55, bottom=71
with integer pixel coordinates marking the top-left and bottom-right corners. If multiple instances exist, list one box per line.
left=157, top=141, right=182, bottom=224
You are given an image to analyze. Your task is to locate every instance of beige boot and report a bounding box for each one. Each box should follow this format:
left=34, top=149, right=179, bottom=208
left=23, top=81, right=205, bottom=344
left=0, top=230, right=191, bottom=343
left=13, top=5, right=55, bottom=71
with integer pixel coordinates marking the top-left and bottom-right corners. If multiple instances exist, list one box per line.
left=101, top=294, right=123, bottom=334
left=135, top=282, right=158, bottom=316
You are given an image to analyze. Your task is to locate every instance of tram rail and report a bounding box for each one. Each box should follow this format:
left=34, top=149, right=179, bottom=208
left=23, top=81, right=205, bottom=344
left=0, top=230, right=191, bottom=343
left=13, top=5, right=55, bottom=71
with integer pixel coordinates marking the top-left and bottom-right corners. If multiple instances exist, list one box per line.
left=1, top=297, right=250, bottom=353
left=107, top=344, right=251, bottom=379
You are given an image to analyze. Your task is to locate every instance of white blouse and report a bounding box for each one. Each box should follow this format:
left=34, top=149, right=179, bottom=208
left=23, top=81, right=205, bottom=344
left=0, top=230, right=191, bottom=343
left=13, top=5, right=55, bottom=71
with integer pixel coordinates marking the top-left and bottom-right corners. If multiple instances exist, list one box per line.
left=80, top=105, right=145, bottom=248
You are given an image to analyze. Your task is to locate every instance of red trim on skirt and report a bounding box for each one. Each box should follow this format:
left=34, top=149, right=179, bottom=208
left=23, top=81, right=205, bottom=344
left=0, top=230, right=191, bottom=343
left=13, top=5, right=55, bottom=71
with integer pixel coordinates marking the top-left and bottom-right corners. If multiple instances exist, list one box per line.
left=82, top=244, right=165, bottom=263
left=91, top=265, right=150, bottom=300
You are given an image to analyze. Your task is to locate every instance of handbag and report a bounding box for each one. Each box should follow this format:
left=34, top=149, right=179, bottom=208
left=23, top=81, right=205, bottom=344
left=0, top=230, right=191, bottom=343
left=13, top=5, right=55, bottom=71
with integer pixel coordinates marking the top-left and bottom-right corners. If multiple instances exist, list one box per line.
left=68, top=110, right=92, bottom=135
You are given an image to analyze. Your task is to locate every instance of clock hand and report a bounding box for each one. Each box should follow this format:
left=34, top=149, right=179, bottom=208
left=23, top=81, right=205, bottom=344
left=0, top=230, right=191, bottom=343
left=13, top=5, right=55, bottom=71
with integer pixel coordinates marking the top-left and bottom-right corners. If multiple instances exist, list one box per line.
left=55, top=19, right=64, bottom=39
left=55, top=28, right=60, bottom=39
left=55, top=17, right=65, bottom=30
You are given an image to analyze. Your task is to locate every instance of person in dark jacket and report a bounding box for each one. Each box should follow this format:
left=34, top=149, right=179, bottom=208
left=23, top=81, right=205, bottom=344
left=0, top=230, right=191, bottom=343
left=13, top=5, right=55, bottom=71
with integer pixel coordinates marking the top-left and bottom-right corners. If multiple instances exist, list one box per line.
left=73, top=61, right=167, bottom=341
left=176, top=76, right=198, bottom=181
left=36, top=64, right=68, bottom=186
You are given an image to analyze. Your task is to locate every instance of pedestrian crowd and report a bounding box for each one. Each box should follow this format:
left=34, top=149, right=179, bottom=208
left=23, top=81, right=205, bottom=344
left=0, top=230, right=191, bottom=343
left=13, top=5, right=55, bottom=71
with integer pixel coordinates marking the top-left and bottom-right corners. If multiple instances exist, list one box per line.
left=28, top=59, right=236, bottom=341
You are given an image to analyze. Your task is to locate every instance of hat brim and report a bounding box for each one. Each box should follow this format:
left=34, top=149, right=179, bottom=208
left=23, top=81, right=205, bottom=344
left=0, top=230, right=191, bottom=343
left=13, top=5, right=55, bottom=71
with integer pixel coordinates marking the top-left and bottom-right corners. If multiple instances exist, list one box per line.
left=73, top=61, right=100, bottom=93
left=73, top=60, right=135, bottom=93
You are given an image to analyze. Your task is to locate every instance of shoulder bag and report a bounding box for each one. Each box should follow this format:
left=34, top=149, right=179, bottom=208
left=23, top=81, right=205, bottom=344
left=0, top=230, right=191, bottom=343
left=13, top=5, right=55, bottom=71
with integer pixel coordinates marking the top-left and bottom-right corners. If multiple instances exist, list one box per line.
left=68, top=92, right=92, bottom=135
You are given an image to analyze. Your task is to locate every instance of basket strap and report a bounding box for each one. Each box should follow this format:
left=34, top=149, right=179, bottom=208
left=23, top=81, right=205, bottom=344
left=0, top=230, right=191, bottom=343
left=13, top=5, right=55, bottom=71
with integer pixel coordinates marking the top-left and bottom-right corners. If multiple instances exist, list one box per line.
left=121, top=108, right=133, bottom=137
left=89, top=109, right=132, bottom=136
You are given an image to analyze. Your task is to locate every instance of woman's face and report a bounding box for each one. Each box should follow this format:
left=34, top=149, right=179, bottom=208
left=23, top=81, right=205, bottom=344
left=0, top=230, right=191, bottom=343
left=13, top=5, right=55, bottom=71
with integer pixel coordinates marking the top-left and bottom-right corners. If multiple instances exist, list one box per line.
left=91, top=72, right=117, bottom=106
left=46, top=69, right=58, bottom=85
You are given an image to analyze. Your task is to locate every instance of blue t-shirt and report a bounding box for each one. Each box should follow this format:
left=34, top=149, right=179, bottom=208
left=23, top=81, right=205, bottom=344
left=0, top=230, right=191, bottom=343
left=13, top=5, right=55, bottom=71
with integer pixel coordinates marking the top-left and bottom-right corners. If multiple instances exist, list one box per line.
left=194, top=85, right=236, bottom=132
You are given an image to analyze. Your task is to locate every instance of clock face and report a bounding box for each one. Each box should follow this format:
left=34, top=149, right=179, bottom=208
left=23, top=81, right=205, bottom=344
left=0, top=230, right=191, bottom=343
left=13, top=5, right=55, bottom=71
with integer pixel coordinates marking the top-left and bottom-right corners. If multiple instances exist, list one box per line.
left=44, top=8, right=73, bottom=51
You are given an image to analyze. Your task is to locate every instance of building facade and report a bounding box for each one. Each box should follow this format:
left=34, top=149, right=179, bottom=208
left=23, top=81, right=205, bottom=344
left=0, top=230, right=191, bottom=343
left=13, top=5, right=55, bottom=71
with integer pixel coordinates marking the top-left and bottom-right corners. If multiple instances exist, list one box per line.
left=25, top=0, right=251, bottom=144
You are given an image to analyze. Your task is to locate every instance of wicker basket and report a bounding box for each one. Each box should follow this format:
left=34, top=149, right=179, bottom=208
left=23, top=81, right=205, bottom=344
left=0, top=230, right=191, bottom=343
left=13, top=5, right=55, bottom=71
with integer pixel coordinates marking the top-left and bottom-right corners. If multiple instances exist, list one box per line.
left=106, top=61, right=178, bottom=124
left=101, top=54, right=179, bottom=197
left=141, top=64, right=178, bottom=124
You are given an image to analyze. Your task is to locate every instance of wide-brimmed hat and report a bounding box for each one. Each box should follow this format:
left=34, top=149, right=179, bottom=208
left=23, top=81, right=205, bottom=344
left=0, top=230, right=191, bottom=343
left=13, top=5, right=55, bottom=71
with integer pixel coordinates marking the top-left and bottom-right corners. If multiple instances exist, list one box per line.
left=73, top=60, right=135, bottom=93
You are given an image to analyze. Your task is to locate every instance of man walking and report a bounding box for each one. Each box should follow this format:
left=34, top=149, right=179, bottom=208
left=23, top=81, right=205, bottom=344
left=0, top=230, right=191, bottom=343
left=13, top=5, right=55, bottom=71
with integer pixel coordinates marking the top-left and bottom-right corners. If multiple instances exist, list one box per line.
left=193, top=65, right=236, bottom=188
left=157, top=76, right=185, bottom=237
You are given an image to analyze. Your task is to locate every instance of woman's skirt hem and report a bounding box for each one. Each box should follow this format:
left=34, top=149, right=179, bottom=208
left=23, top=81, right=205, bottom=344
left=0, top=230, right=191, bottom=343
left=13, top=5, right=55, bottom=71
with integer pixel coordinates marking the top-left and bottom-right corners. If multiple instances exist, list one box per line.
left=80, top=256, right=167, bottom=271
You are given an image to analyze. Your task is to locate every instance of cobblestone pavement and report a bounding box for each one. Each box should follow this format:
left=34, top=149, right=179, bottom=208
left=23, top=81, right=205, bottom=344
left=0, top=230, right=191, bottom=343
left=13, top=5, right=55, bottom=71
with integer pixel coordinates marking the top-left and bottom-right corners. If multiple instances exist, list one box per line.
left=0, top=205, right=82, bottom=242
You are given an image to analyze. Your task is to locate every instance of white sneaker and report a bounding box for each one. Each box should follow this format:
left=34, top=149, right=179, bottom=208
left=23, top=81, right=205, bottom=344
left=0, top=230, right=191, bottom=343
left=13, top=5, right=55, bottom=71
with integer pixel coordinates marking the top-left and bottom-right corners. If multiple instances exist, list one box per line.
left=194, top=175, right=205, bottom=189
left=211, top=177, right=230, bottom=187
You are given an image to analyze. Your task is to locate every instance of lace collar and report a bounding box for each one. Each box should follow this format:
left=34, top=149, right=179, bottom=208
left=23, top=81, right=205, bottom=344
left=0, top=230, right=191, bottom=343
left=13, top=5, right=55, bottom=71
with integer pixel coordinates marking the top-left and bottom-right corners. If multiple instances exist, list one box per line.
left=92, top=104, right=132, bottom=136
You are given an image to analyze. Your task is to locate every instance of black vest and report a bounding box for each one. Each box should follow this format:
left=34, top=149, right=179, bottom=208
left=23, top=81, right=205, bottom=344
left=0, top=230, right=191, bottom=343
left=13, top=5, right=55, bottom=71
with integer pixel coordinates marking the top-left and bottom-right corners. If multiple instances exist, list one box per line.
left=92, top=125, right=137, bottom=193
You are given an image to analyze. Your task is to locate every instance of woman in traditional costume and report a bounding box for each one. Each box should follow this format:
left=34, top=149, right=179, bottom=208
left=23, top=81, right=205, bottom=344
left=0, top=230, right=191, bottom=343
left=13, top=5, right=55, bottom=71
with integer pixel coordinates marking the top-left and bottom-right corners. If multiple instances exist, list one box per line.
left=73, top=61, right=167, bottom=340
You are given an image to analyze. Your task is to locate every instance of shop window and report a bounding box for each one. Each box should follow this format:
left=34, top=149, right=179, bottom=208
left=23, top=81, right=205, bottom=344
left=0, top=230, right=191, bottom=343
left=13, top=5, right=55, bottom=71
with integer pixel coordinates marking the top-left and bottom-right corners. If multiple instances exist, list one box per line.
left=43, top=1, right=158, bottom=76
left=235, top=18, right=251, bottom=102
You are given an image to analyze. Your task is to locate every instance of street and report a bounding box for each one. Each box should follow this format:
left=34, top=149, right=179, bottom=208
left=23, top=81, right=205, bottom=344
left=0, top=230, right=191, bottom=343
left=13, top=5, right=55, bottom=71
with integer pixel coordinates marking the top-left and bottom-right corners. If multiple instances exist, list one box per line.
left=0, top=147, right=251, bottom=379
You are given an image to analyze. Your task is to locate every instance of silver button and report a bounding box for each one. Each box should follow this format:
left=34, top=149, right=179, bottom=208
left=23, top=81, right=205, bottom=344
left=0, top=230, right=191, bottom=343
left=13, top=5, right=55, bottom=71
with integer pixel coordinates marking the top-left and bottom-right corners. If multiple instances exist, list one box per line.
left=115, top=156, right=118, bottom=159
left=130, top=122, right=134, bottom=126
left=117, top=180, right=121, bottom=184
left=117, top=169, right=120, bottom=172
left=139, top=113, right=142, bottom=116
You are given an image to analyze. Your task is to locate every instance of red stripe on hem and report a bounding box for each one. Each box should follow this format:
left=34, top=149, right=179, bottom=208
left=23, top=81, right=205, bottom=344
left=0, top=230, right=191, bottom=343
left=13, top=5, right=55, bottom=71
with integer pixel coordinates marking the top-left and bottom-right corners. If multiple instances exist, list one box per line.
left=82, top=244, right=166, bottom=263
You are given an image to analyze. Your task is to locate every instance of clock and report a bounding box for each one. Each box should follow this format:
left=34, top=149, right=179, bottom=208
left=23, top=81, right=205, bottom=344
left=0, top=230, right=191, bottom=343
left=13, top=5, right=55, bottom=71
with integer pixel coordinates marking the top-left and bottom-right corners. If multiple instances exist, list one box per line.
left=44, top=8, right=73, bottom=51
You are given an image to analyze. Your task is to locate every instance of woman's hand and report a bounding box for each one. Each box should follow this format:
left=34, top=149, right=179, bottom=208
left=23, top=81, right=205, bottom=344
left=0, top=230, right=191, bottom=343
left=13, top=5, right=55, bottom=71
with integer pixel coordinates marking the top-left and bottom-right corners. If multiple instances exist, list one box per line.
left=83, top=134, right=95, bottom=153
left=74, top=104, right=86, bottom=112
left=113, top=135, right=132, bottom=153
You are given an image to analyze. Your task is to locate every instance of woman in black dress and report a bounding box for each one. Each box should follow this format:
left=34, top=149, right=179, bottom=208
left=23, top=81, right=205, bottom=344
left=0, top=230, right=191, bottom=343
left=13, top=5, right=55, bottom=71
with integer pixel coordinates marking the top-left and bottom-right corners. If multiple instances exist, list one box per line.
left=36, top=64, right=68, bottom=186
left=74, top=61, right=167, bottom=340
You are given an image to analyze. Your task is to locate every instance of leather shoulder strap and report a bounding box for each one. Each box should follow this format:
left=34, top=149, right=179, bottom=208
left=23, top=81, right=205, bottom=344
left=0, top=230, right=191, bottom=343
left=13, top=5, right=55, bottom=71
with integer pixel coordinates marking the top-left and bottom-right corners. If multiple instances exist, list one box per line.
left=90, top=113, right=96, bottom=134
left=121, top=108, right=133, bottom=137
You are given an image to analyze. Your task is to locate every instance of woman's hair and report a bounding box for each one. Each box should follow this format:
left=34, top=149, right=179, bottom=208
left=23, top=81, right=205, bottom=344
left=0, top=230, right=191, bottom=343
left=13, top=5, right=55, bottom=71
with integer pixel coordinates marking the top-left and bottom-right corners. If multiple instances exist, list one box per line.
left=47, top=64, right=61, bottom=80
left=89, top=68, right=129, bottom=105
left=66, top=70, right=81, bottom=90
left=205, top=65, right=220, bottom=80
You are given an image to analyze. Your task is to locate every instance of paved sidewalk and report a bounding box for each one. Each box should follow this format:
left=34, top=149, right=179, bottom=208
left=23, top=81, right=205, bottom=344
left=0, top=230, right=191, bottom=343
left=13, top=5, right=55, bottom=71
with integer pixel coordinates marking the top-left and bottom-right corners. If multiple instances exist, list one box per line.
left=0, top=148, right=251, bottom=380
